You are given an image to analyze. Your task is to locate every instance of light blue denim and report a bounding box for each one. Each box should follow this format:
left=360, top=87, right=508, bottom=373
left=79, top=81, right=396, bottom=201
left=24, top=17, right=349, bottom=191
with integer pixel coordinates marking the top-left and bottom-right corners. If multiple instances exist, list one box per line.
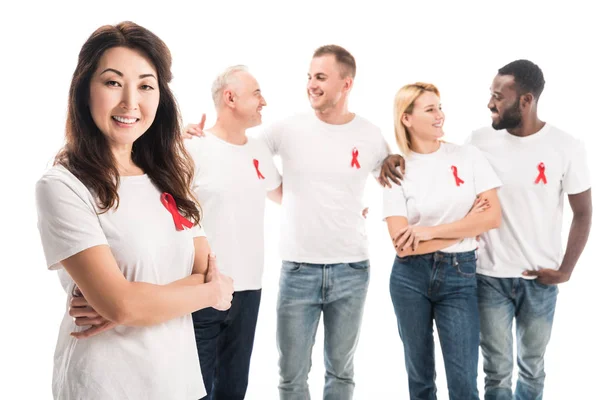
left=276, top=260, right=370, bottom=400
left=477, top=274, right=558, bottom=400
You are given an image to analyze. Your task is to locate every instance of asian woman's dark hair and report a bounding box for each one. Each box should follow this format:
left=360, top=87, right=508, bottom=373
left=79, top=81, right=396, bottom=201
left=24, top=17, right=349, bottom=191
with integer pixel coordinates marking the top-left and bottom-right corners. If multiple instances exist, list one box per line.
left=55, top=21, right=200, bottom=223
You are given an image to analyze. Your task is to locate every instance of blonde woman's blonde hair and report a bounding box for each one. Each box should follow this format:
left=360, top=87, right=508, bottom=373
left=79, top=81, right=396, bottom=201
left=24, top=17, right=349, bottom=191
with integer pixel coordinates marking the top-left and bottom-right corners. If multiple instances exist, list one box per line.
left=393, top=82, right=440, bottom=156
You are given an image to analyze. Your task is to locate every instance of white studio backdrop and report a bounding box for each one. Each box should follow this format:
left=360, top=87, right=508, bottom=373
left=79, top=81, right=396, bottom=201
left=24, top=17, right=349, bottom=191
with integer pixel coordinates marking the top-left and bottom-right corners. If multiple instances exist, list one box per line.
left=0, top=1, right=598, bottom=398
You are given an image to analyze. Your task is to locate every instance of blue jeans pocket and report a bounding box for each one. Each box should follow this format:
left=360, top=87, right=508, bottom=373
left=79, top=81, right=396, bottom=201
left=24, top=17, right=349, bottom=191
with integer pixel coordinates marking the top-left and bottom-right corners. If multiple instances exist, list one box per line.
left=282, top=261, right=302, bottom=272
left=452, top=258, right=477, bottom=278
left=347, top=260, right=370, bottom=270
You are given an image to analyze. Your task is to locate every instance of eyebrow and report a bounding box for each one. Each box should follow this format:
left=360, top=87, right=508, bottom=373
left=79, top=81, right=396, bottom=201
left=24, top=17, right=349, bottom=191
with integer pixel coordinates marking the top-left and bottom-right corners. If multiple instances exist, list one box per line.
left=100, top=68, right=157, bottom=80
left=254, top=89, right=261, bottom=93
left=308, top=73, right=328, bottom=78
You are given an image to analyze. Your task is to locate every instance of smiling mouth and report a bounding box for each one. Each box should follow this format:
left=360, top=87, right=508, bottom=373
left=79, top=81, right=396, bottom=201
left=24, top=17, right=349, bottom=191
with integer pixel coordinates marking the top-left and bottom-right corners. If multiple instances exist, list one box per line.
left=112, top=116, right=139, bottom=124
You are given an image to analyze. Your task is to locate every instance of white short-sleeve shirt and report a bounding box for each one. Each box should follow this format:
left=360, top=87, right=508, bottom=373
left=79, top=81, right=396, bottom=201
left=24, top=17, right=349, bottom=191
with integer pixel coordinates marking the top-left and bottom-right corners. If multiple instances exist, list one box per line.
left=466, top=123, right=591, bottom=278
left=260, top=113, right=389, bottom=264
left=185, top=132, right=281, bottom=291
left=36, top=165, right=206, bottom=400
left=382, top=142, right=502, bottom=253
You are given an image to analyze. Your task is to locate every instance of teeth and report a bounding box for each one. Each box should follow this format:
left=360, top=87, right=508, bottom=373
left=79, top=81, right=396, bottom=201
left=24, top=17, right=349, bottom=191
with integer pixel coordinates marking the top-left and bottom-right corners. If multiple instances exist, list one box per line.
left=113, top=116, right=137, bottom=124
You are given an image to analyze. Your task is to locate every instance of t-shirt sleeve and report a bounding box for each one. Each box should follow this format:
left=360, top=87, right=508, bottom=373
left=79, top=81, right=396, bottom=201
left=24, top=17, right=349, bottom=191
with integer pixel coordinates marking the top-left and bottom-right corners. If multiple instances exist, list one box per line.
left=463, top=131, right=475, bottom=145
left=258, top=121, right=282, bottom=156
left=563, top=139, right=591, bottom=195
left=35, top=171, right=108, bottom=270
left=371, top=129, right=391, bottom=176
left=190, top=223, right=206, bottom=238
left=382, top=182, right=408, bottom=219
left=264, top=157, right=282, bottom=192
left=469, top=145, right=502, bottom=195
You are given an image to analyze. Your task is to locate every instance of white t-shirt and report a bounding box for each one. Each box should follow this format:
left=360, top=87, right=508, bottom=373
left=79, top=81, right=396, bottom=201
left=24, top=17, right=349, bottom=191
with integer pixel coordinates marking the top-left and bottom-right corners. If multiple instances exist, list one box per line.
left=382, top=142, right=502, bottom=253
left=35, top=165, right=206, bottom=400
left=185, top=132, right=282, bottom=291
left=467, top=123, right=591, bottom=278
left=261, top=112, right=389, bottom=264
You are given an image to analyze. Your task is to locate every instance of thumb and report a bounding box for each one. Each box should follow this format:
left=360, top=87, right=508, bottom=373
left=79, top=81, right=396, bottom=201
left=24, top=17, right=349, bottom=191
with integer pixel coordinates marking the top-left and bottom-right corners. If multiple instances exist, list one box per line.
left=199, top=113, right=206, bottom=129
left=523, top=270, right=540, bottom=277
left=207, top=253, right=219, bottom=273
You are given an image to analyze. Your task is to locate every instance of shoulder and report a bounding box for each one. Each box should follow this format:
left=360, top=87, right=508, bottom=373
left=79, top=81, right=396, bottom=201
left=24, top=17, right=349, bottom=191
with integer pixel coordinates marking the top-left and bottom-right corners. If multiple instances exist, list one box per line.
left=184, top=134, right=212, bottom=155
left=248, top=135, right=272, bottom=152
left=443, top=142, right=487, bottom=162
left=469, top=125, right=497, bottom=143
left=545, top=124, right=583, bottom=149
left=37, top=165, right=86, bottom=194
left=36, top=165, right=95, bottom=208
left=353, top=114, right=381, bottom=132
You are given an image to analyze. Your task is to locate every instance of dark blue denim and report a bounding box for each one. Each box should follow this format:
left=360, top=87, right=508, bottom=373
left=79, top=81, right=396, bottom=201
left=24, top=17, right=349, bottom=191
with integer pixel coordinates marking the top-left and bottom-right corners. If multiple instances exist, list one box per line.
left=192, top=289, right=261, bottom=400
left=390, top=251, right=480, bottom=400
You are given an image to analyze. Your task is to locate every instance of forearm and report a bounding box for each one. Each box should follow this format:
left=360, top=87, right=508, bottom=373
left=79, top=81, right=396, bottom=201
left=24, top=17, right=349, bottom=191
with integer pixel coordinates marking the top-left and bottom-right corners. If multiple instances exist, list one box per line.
left=117, top=275, right=217, bottom=326
left=431, top=210, right=500, bottom=240
left=397, top=238, right=460, bottom=257
left=558, top=212, right=593, bottom=277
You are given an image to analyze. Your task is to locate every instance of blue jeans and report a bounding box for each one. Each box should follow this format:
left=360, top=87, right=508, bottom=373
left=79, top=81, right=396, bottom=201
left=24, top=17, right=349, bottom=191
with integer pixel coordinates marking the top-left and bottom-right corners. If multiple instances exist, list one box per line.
left=477, top=275, right=558, bottom=400
left=390, top=251, right=480, bottom=400
left=192, top=289, right=261, bottom=400
left=276, top=260, right=370, bottom=400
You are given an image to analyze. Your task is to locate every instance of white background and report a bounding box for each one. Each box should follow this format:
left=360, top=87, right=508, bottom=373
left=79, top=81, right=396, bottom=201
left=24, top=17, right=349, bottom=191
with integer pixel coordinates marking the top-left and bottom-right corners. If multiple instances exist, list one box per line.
left=1, top=0, right=598, bottom=399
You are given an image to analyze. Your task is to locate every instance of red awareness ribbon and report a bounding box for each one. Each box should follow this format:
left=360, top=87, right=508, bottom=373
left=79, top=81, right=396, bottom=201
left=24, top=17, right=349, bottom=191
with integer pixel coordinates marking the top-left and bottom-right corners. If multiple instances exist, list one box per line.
left=451, top=165, right=464, bottom=186
left=351, top=148, right=361, bottom=169
left=161, top=192, right=194, bottom=231
left=535, top=162, right=547, bottom=184
left=253, top=159, right=265, bottom=180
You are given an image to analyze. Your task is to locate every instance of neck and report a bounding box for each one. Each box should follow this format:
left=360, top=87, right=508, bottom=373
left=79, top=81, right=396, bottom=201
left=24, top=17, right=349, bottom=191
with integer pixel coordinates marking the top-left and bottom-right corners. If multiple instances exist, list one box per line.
left=410, top=136, right=441, bottom=154
left=111, top=144, right=143, bottom=176
left=210, top=115, right=248, bottom=145
left=314, top=100, right=354, bottom=125
left=507, top=111, right=545, bottom=137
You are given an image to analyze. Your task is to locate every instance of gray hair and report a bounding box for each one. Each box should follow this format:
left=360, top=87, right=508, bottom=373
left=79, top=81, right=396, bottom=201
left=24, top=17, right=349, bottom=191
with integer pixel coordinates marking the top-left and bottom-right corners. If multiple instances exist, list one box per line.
left=211, top=65, right=249, bottom=108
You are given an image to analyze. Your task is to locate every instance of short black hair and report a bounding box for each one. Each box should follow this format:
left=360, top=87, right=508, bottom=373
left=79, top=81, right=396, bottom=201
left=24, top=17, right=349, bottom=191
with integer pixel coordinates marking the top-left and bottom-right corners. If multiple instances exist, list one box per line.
left=498, top=59, right=545, bottom=99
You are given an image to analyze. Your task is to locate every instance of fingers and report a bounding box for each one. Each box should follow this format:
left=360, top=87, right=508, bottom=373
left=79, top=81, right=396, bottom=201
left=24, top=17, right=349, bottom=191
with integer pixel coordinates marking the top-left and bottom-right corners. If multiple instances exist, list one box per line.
left=404, top=231, right=416, bottom=251
left=74, top=316, right=106, bottom=327
left=71, top=321, right=117, bottom=339
left=199, top=113, right=206, bottom=130
left=388, top=169, right=403, bottom=186
left=183, top=123, right=204, bottom=138
left=205, top=253, right=218, bottom=282
left=69, top=305, right=100, bottom=318
left=522, top=270, right=540, bottom=277
left=70, top=296, right=91, bottom=307
left=394, top=228, right=412, bottom=251
left=392, top=226, right=409, bottom=243
left=412, top=237, right=420, bottom=252
left=377, top=176, right=391, bottom=188
left=182, top=132, right=196, bottom=140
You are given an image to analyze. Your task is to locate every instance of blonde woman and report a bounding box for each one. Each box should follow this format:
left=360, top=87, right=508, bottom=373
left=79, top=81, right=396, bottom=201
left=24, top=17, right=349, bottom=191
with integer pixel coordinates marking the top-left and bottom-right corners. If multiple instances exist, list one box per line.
left=382, top=83, right=501, bottom=400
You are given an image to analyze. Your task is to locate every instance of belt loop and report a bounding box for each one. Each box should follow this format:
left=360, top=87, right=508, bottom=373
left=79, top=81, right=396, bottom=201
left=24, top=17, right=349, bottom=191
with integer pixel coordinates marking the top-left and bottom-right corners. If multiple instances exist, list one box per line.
left=453, top=254, right=458, bottom=266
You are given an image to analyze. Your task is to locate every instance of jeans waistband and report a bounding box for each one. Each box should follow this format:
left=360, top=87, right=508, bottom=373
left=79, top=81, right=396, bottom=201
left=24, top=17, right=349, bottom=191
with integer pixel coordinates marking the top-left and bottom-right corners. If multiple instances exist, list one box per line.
left=397, top=250, right=477, bottom=264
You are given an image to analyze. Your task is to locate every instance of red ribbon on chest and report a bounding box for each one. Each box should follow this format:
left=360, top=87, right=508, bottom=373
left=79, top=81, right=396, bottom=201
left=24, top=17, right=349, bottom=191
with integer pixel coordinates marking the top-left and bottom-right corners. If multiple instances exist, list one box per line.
left=535, top=162, right=547, bottom=184
left=451, top=165, right=464, bottom=186
left=351, top=148, right=361, bottom=169
left=161, top=192, right=193, bottom=231
left=253, top=159, right=265, bottom=180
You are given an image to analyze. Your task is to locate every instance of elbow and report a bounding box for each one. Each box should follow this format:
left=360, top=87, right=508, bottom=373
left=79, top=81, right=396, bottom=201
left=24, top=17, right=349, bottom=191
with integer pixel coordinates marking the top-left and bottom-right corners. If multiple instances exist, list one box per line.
left=488, top=213, right=502, bottom=230
left=104, top=298, right=134, bottom=326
